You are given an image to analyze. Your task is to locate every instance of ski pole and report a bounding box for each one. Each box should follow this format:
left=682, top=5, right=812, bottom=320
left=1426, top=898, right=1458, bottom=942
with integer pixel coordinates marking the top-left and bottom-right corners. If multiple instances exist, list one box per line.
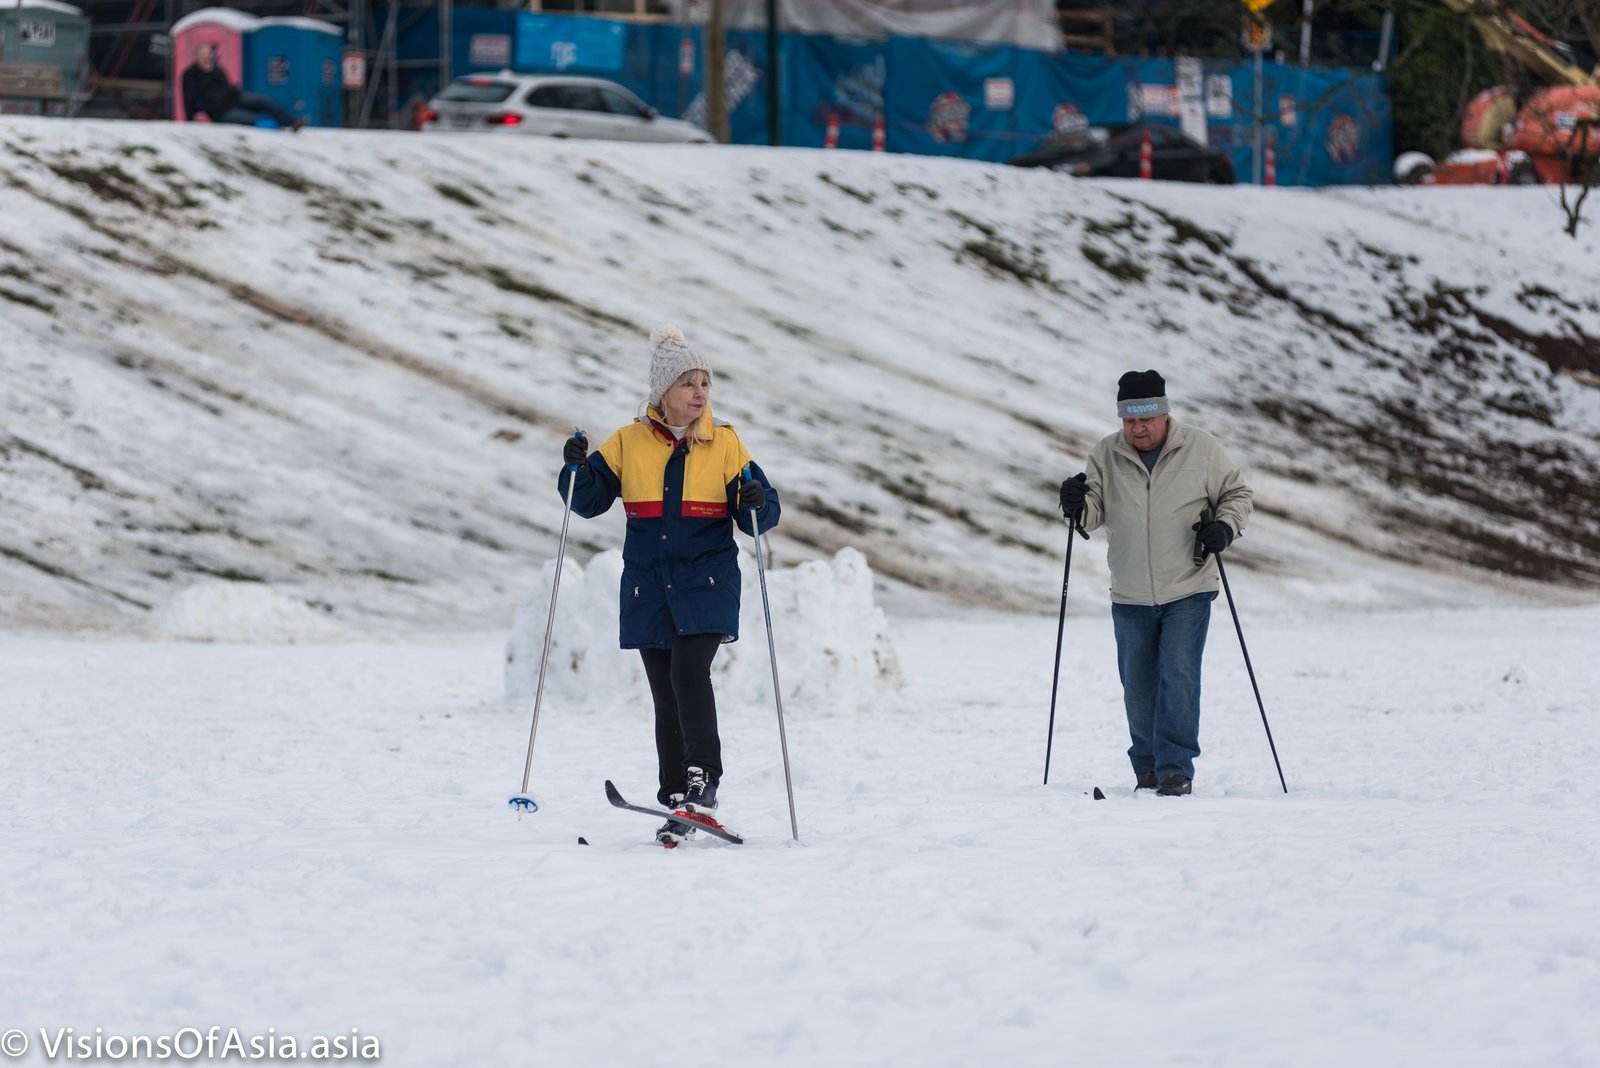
left=1198, top=507, right=1288, bottom=794
left=509, top=428, right=584, bottom=815
left=1043, top=480, right=1088, bottom=787
left=745, top=465, right=799, bottom=841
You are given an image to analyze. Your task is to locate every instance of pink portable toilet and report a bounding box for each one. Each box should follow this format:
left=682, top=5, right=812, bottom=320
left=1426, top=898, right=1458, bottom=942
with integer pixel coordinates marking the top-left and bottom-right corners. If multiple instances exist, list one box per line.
left=170, top=7, right=260, bottom=122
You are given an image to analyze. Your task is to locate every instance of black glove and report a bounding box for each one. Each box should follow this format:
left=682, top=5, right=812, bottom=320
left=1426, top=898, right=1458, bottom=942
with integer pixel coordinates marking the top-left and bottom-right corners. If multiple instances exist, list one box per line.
left=1059, top=474, right=1088, bottom=519
left=1193, top=518, right=1233, bottom=556
left=562, top=434, right=587, bottom=467
left=737, top=479, right=767, bottom=511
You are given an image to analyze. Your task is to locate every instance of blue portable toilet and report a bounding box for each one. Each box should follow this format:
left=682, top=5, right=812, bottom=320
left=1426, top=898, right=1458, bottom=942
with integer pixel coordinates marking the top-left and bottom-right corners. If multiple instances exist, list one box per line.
left=251, top=16, right=343, bottom=128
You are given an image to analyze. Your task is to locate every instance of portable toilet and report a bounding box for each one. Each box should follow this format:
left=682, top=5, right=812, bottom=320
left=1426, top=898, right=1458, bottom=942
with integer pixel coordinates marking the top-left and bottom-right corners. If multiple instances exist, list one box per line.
left=0, top=0, right=91, bottom=116
left=170, top=7, right=260, bottom=123
left=253, top=17, right=343, bottom=128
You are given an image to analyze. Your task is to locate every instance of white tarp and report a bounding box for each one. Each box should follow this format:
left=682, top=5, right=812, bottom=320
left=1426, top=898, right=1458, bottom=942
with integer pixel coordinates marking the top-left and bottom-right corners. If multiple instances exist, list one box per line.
left=666, top=0, right=1062, bottom=52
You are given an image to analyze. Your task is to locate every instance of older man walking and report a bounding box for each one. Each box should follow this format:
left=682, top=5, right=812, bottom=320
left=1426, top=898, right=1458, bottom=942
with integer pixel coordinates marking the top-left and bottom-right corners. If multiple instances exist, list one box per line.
left=1059, top=370, right=1254, bottom=796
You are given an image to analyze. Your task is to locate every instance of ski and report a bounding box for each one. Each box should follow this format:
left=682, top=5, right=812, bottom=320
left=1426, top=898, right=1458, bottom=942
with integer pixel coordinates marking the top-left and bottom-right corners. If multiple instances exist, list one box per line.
left=603, top=780, right=745, bottom=845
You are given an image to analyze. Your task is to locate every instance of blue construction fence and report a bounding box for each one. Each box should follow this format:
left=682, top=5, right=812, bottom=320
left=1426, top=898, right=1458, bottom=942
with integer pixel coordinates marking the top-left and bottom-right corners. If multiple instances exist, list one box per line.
left=379, top=8, right=1392, bottom=187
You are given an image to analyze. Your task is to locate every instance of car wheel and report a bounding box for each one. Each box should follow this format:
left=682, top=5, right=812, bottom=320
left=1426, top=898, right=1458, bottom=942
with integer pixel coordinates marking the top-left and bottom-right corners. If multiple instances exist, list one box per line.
left=1508, top=160, right=1540, bottom=185
left=1393, top=151, right=1434, bottom=185
left=1206, top=164, right=1234, bottom=185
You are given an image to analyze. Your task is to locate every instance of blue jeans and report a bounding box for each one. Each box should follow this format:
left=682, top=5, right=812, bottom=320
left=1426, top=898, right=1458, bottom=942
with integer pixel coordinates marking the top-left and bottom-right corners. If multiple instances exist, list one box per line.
left=1112, top=592, right=1216, bottom=781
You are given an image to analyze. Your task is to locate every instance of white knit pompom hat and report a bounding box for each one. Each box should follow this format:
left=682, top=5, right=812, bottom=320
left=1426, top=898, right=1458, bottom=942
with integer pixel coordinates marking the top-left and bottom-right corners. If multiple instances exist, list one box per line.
left=647, top=324, right=713, bottom=408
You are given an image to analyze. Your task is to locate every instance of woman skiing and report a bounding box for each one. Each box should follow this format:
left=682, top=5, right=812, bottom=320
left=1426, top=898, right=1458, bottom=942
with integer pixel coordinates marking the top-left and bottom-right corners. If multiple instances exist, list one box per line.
left=558, top=324, right=780, bottom=845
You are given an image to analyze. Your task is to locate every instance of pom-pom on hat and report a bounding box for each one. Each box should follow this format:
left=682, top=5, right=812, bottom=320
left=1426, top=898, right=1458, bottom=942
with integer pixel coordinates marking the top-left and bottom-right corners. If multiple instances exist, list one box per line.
left=1116, top=369, right=1170, bottom=419
left=648, top=324, right=713, bottom=408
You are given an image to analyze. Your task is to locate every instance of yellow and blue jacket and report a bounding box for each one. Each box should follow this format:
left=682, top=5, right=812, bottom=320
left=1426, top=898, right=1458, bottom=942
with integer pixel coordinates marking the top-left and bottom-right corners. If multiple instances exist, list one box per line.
left=558, top=412, right=780, bottom=650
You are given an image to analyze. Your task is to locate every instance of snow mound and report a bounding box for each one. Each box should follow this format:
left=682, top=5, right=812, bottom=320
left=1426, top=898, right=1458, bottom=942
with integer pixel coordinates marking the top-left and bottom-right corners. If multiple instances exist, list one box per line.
left=505, top=547, right=905, bottom=716
left=154, top=581, right=343, bottom=642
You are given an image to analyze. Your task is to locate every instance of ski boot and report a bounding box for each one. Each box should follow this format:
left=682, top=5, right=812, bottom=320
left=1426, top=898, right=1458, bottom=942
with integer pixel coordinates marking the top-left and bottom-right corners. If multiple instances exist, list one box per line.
left=672, top=766, right=728, bottom=835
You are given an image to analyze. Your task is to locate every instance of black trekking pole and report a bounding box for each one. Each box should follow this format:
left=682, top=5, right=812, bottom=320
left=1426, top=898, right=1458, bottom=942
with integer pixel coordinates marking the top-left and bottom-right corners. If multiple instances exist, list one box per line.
left=1043, top=484, right=1088, bottom=787
left=1198, top=508, right=1288, bottom=794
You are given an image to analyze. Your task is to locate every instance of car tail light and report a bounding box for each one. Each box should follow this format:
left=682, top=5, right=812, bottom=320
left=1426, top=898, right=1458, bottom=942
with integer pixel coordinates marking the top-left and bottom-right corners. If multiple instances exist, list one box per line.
left=419, top=108, right=437, bottom=125
left=484, top=112, right=522, bottom=126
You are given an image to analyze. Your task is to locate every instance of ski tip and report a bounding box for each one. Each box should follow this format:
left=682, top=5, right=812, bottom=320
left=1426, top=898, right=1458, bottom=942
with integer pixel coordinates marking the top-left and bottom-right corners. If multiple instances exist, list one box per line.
left=603, top=780, right=624, bottom=805
left=577, top=837, right=589, bottom=846
left=507, top=794, right=539, bottom=814
left=1092, top=787, right=1106, bottom=800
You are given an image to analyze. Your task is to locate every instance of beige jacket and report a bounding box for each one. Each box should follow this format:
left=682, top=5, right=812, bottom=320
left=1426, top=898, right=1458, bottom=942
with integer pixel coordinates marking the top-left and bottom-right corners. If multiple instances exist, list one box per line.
left=1078, top=417, right=1254, bottom=606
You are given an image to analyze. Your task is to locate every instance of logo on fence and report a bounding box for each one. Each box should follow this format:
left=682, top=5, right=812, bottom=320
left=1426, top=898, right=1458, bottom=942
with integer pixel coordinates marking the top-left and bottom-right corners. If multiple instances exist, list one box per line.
left=1206, top=75, right=1233, bottom=118
left=1052, top=103, right=1087, bottom=136
left=928, top=92, right=970, bottom=143
left=1126, top=82, right=1145, bottom=121
left=1325, top=113, right=1361, bottom=164
left=470, top=34, right=511, bottom=67
left=684, top=48, right=761, bottom=127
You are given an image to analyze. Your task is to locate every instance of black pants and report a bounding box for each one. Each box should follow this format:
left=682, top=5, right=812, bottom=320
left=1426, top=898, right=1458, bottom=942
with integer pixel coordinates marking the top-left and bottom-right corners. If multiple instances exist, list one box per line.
left=640, top=633, right=723, bottom=807
left=219, top=91, right=298, bottom=128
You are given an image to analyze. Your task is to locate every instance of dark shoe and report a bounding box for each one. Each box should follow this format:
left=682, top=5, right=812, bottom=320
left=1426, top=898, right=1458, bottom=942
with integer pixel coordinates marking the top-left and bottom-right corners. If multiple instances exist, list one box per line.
left=1157, top=775, right=1192, bottom=796
left=1135, top=771, right=1159, bottom=791
left=680, top=765, right=718, bottom=816
left=289, top=117, right=308, bottom=133
left=655, top=816, right=695, bottom=848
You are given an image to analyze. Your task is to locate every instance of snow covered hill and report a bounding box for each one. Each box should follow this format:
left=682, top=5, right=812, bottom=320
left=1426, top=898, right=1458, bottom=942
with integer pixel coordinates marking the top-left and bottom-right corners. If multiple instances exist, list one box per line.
left=3, top=119, right=1599, bottom=633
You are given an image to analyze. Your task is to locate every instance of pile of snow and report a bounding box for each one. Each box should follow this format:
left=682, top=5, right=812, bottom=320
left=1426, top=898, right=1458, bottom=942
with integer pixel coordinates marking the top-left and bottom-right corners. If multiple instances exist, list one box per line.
left=154, top=580, right=345, bottom=642
left=505, top=547, right=904, bottom=717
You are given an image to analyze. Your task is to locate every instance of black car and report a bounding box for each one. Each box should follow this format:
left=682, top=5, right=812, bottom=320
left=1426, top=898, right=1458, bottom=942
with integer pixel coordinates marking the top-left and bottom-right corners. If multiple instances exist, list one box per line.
left=1008, top=122, right=1236, bottom=184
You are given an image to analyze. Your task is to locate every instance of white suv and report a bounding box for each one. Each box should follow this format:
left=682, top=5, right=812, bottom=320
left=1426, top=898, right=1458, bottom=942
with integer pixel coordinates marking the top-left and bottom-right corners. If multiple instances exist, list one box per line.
left=420, top=72, right=713, bottom=143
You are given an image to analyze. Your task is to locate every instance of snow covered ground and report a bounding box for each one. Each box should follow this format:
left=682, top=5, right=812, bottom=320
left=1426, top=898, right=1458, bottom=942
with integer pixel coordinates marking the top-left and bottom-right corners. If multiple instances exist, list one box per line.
left=5, top=596, right=1598, bottom=1066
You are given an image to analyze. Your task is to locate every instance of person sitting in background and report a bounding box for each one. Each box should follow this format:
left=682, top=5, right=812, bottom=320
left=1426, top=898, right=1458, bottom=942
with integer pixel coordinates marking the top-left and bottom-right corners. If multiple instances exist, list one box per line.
left=181, top=42, right=307, bottom=131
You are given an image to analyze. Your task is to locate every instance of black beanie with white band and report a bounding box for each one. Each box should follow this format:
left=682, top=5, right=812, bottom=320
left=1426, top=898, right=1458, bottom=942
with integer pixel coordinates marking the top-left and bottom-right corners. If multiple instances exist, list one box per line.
left=1116, top=369, right=1170, bottom=419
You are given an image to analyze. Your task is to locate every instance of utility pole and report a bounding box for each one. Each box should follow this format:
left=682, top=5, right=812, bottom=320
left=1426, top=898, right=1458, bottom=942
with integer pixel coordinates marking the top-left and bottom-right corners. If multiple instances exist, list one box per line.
left=707, top=0, right=729, bottom=144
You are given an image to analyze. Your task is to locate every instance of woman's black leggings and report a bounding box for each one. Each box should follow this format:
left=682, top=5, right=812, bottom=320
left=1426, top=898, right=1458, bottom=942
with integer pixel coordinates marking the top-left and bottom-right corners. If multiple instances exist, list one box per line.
left=639, top=633, right=723, bottom=806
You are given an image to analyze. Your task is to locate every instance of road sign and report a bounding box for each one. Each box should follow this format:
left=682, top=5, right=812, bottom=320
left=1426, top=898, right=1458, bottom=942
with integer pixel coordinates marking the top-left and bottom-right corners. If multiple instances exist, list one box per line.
left=1243, top=16, right=1271, bottom=53
left=341, top=51, right=365, bottom=90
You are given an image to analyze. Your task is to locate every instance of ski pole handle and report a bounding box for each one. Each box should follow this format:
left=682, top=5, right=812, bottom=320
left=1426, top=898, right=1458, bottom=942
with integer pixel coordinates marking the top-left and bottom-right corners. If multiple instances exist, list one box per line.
left=1193, top=506, right=1214, bottom=568
left=561, top=429, right=588, bottom=500
left=741, top=463, right=760, bottom=537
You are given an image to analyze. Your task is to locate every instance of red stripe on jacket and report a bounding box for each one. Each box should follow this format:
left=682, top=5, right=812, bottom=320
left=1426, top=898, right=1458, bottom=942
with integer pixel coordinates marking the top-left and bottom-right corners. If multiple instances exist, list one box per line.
left=624, top=500, right=728, bottom=519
